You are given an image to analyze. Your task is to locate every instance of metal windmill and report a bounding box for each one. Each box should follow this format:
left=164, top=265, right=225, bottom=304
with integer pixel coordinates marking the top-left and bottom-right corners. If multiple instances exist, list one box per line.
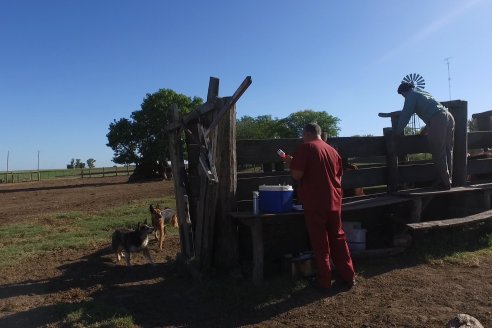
left=401, top=73, right=425, bottom=135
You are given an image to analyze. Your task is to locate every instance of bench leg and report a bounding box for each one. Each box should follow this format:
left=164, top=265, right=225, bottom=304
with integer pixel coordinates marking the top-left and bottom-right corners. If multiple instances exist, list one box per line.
left=409, top=198, right=423, bottom=223
left=481, top=190, right=491, bottom=210
left=250, top=220, right=264, bottom=285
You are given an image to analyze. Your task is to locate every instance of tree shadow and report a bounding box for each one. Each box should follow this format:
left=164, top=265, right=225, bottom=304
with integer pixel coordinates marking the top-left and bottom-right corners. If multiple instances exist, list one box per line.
left=0, top=245, right=332, bottom=327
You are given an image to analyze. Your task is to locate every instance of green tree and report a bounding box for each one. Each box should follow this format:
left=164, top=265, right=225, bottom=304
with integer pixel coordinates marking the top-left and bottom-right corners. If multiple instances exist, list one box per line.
left=86, top=158, right=96, bottom=169
left=278, top=109, right=340, bottom=138
left=107, top=89, right=203, bottom=178
left=67, top=158, right=75, bottom=169
left=75, top=159, right=85, bottom=169
left=236, top=115, right=283, bottom=139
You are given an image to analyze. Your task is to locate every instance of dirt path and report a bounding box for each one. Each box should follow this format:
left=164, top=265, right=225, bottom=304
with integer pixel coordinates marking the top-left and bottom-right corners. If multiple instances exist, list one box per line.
left=0, top=177, right=490, bottom=327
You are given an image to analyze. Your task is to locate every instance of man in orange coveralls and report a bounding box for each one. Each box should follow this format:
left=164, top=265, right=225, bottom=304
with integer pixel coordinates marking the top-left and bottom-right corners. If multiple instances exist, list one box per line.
left=283, top=122, right=355, bottom=291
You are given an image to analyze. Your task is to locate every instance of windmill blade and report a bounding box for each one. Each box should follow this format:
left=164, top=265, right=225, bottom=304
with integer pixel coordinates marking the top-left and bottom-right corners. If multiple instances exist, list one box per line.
left=401, top=73, right=425, bottom=90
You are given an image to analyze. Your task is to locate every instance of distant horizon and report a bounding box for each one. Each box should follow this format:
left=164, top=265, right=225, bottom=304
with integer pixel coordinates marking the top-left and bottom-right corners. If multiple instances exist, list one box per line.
left=1, top=163, right=135, bottom=173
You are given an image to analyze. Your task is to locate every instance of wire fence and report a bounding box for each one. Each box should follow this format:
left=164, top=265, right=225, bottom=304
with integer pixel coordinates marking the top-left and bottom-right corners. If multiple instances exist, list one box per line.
left=0, top=166, right=136, bottom=184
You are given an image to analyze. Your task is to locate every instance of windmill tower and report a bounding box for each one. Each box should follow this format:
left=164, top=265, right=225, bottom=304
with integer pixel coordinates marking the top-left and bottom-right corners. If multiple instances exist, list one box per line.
left=401, top=73, right=425, bottom=135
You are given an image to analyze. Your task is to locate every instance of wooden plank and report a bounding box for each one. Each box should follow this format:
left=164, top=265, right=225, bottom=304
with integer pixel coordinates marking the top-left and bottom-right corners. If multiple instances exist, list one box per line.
left=407, top=209, right=492, bottom=230
left=468, top=131, right=492, bottom=149
left=398, top=163, right=436, bottom=183
left=326, top=136, right=387, bottom=157
left=395, top=135, right=429, bottom=155
left=394, top=185, right=479, bottom=197
left=238, top=171, right=290, bottom=178
left=469, top=182, right=492, bottom=189
left=467, top=158, right=492, bottom=175
left=237, top=136, right=388, bottom=165
left=342, top=195, right=412, bottom=211
left=351, top=247, right=406, bottom=259
left=237, top=139, right=301, bottom=164
left=472, top=110, right=492, bottom=119
left=342, top=166, right=387, bottom=188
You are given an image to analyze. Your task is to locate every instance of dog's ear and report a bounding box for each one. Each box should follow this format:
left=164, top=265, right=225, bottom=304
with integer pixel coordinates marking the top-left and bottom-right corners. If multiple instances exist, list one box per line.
left=156, top=204, right=160, bottom=209
left=149, top=204, right=154, bottom=212
left=144, top=218, right=148, bottom=225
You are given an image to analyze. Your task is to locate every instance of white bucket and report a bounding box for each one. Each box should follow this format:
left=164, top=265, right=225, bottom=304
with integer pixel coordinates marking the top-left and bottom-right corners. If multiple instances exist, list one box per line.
left=343, top=221, right=367, bottom=252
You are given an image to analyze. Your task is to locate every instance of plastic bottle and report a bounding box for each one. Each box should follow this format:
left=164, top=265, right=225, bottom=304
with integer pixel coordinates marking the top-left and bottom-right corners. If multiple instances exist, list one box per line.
left=252, top=191, right=259, bottom=215
left=277, top=149, right=286, bottom=158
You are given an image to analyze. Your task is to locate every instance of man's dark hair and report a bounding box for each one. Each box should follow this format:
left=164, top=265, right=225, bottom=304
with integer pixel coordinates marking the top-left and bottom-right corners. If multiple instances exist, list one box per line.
left=303, top=122, right=321, bottom=136
left=397, top=82, right=414, bottom=95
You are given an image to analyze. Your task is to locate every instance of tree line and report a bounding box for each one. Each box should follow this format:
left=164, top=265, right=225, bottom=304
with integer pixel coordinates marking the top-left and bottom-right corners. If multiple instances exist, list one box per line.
left=67, top=158, right=96, bottom=169
left=106, top=89, right=340, bottom=179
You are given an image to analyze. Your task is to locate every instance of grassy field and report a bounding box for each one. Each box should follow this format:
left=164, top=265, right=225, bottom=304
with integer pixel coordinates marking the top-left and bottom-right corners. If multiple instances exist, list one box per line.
left=0, top=166, right=136, bottom=183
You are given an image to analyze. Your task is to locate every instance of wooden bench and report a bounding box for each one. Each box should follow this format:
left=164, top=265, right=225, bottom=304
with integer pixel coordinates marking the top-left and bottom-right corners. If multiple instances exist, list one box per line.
left=407, top=208, right=492, bottom=231
left=232, top=193, right=421, bottom=285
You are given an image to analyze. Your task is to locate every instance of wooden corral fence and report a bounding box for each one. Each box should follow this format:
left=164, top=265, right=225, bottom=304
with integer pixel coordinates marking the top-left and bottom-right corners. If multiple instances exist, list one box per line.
left=167, top=77, right=492, bottom=284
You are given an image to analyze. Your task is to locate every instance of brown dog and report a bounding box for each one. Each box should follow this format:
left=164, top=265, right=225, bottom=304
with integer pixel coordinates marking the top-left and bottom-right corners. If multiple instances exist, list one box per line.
left=149, top=204, right=178, bottom=250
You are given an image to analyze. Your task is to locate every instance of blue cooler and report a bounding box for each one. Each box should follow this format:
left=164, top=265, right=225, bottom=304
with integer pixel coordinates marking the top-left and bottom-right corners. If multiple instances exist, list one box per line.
left=258, top=185, right=294, bottom=213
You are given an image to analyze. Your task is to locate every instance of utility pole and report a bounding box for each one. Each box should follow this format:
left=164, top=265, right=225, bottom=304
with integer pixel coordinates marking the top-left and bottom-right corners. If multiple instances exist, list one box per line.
left=6, top=151, right=9, bottom=183
left=37, top=150, right=40, bottom=181
left=445, top=57, right=452, bottom=100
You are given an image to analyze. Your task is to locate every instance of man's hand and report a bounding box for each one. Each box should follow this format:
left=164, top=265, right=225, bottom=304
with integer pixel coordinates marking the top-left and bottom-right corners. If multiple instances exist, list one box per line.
left=283, top=155, right=293, bottom=167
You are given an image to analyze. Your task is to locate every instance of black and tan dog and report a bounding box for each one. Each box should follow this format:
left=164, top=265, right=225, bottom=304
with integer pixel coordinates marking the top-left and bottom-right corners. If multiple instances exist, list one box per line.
left=149, top=204, right=178, bottom=250
left=112, top=220, right=155, bottom=266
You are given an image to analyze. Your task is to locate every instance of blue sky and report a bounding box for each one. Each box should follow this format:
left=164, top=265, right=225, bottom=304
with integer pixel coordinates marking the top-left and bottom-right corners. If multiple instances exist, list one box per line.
left=1, top=0, right=491, bottom=170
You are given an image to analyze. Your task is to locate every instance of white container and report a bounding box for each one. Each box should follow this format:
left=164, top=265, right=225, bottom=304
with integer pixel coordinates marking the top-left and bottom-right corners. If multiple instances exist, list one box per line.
left=343, top=221, right=366, bottom=252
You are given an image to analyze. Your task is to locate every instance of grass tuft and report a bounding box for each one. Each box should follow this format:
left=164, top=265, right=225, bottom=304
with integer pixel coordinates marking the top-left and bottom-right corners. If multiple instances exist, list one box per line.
left=60, top=301, right=134, bottom=328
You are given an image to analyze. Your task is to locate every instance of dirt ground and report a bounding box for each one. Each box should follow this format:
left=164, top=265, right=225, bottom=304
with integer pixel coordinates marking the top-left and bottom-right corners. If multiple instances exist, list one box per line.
left=0, top=176, right=491, bottom=327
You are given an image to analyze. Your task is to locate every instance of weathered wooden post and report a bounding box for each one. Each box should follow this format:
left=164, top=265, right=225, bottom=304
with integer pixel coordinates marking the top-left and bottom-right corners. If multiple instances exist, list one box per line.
left=443, top=100, right=467, bottom=187
left=384, top=127, right=399, bottom=192
left=194, top=79, right=220, bottom=270
left=213, top=96, right=239, bottom=269
left=169, top=105, right=195, bottom=259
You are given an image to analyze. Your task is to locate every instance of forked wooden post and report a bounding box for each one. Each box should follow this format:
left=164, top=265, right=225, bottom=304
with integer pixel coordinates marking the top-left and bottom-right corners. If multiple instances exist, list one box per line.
left=165, top=76, right=251, bottom=273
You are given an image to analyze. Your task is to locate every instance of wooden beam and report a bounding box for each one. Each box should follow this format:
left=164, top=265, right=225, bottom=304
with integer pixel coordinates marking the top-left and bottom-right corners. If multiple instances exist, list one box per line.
left=205, top=76, right=252, bottom=138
